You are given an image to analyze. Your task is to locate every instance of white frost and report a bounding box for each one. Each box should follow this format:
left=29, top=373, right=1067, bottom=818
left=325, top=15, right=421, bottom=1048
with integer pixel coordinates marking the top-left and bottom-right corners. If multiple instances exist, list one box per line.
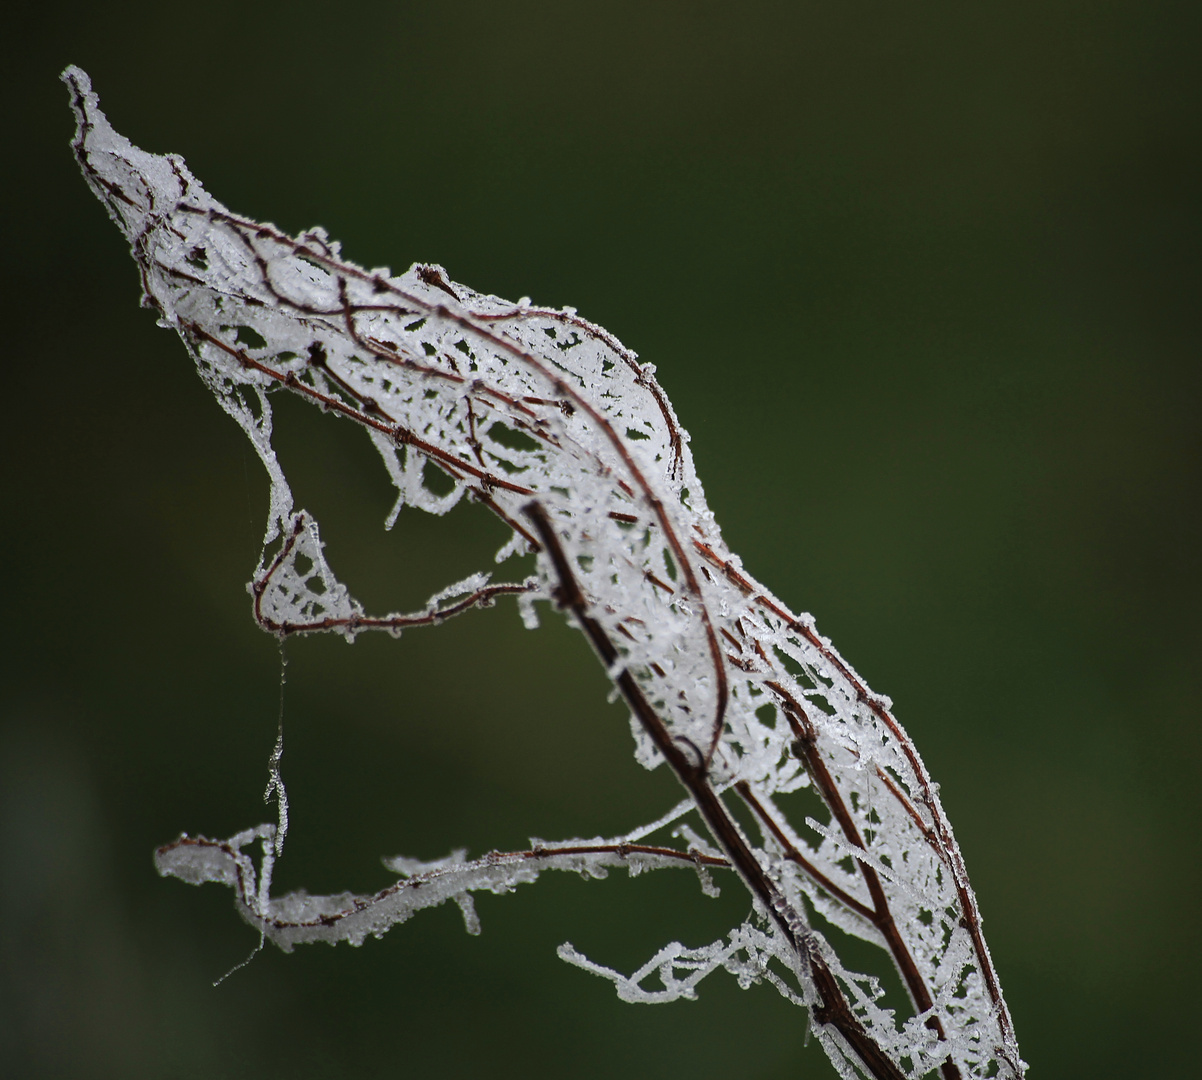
left=68, top=65, right=1024, bottom=1080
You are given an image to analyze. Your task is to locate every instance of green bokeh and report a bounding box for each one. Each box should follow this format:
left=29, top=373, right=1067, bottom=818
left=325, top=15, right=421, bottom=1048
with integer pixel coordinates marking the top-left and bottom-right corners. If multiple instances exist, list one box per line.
left=3, top=3, right=1198, bottom=1077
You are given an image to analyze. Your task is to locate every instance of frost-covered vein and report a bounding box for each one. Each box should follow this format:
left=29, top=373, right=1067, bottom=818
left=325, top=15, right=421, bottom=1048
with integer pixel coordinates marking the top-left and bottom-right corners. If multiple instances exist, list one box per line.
left=251, top=509, right=538, bottom=639
left=155, top=830, right=733, bottom=950
left=181, top=321, right=537, bottom=499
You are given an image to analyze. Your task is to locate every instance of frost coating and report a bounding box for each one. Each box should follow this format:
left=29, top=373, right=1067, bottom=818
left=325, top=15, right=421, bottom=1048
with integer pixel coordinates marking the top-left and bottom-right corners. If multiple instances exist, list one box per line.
left=67, top=66, right=1023, bottom=1080
left=155, top=820, right=731, bottom=953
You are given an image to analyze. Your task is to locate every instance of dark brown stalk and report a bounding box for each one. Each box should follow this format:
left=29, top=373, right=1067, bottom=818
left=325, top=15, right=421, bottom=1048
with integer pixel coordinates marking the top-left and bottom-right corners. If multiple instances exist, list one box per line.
left=522, top=501, right=908, bottom=1080
left=736, top=778, right=958, bottom=1080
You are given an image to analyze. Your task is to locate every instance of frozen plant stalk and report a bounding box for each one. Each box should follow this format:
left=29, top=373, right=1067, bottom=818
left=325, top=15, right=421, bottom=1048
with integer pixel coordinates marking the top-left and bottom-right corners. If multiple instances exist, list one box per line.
left=64, top=66, right=1024, bottom=1080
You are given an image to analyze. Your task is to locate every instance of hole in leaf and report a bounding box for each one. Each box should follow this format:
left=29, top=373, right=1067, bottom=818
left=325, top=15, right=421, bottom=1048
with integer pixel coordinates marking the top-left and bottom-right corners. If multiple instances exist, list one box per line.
left=806, top=695, right=836, bottom=717
left=487, top=422, right=539, bottom=453
left=234, top=325, right=268, bottom=350
left=421, top=459, right=456, bottom=497
left=772, top=645, right=805, bottom=679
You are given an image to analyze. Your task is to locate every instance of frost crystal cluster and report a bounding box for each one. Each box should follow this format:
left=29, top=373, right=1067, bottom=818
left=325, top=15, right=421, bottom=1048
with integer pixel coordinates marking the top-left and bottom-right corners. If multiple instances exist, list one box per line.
left=65, top=67, right=1024, bottom=1080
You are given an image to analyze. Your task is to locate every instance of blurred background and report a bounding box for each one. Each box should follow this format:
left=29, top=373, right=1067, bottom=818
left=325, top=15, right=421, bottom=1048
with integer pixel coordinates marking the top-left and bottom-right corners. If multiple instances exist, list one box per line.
left=3, top=3, right=1198, bottom=1077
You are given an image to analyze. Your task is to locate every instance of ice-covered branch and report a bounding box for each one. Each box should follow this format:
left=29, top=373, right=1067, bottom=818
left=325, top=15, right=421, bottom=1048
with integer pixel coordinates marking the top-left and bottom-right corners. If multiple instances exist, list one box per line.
left=155, top=826, right=732, bottom=952
left=66, top=65, right=1024, bottom=1080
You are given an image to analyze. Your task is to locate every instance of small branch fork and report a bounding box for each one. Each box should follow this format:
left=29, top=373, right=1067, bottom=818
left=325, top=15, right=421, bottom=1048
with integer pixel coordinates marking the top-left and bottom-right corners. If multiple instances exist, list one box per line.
left=523, top=501, right=917, bottom=1080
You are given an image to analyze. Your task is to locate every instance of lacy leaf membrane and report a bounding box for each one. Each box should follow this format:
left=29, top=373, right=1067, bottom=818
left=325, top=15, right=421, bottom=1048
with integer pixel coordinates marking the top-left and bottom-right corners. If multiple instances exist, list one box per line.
left=66, top=66, right=1023, bottom=1080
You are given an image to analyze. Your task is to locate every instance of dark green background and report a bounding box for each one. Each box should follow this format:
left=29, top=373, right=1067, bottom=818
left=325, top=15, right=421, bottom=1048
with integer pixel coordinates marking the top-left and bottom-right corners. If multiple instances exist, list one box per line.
left=3, top=3, right=1198, bottom=1077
